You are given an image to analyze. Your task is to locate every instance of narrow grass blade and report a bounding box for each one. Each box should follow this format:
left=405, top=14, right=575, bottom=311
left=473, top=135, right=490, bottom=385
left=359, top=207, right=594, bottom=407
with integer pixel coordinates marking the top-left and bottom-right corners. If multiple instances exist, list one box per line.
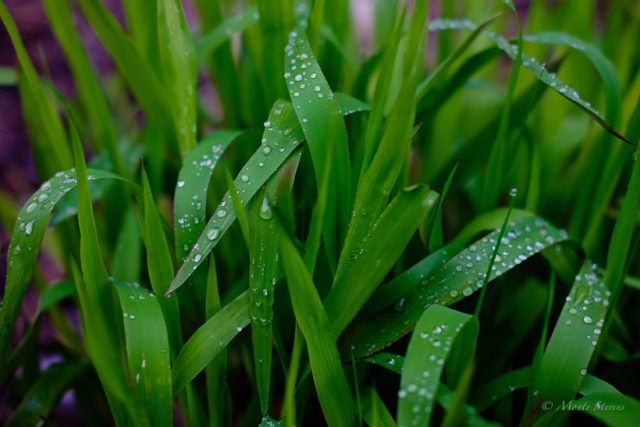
left=195, top=7, right=259, bottom=59
left=361, top=387, right=397, bottom=427
left=141, top=170, right=183, bottom=354
left=0, top=1, right=72, bottom=175
left=168, top=101, right=303, bottom=293
left=0, top=168, right=121, bottom=363
left=324, top=185, right=439, bottom=337
left=43, top=0, right=123, bottom=175
left=158, top=0, right=197, bottom=159
left=174, top=130, right=241, bottom=261
left=343, top=216, right=570, bottom=358
left=172, top=291, right=250, bottom=394
left=111, top=207, right=142, bottom=282
left=470, top=367, right=531, bottom=411
left=249, top=191, right=279, bottom=414
left=530, top=261, right=609, bottom=419
left=122, top=0, right=160, bottom=70
left=397, top=304, right=478, bottom=427
left=428, top=18, right=632, bottom=145
left=6, top=362, right=87, bottom=427
left=77, top=0, right=172, bottom=128
left=285, top=25, right=351, bottom=264
left=114, top=280, right=172, bottom=427
left=279, top=226, right=356, bottom=426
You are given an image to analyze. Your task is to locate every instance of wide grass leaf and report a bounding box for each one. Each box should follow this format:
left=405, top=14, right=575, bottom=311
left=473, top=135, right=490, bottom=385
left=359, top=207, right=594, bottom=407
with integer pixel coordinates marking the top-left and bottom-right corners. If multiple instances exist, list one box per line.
left=279, top=226, right=356, bottom=426
left=114, top=280, right=172, bottom=427
left=397, top=304, right=478, bottom=427
left=342, top=216, right=569, bottom=358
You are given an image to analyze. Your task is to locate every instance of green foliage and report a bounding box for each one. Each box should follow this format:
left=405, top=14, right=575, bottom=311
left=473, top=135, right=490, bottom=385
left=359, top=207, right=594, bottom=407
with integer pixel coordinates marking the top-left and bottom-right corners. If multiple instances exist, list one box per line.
left=1, top=0, right=639, bottom=425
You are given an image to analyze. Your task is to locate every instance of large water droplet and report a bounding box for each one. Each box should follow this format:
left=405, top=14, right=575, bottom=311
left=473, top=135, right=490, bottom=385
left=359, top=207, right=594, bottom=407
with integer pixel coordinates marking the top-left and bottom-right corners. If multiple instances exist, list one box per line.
left=207, top=228, right=220, bottom=240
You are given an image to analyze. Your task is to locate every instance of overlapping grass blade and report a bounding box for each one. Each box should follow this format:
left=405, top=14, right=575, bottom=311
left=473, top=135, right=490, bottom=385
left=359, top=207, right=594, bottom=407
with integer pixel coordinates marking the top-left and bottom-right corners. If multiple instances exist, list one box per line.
left=172, top=291, right=250, bottom=394
left=361, top=387, right=396, bottom=427
left=324, top=185, right=439, bottom=337
left=397, top=304, right=478, bottom=427
left=337, top=0, right=429, bottom=276
left=428, top=18, right=631, bottom=145
left=77, top=0, right=171, bottom=128
left=6, top=362, right=87, bottom=427
left=195, top=7, right=260, bottom=59
left=0, top=168, right=122, bottom=364
left=565, top=393, right=640, bottom=427
left=0, top=1, right=72, bottom=176
left=342, top=216, right=570, bottom=358
left=168, top=101, right=302, bottom=293
left=141, top=170, right=183, bottom=354
left=43, top=0, right=123, bottom=175
left=530, top=261, right=609, bottom=423
left=248, top=191, right=279, bottom=413
left=279, top=226, right=356, bottom=426
left=285, top=25, right=351, bottom=266
left=157, top=0, right=197, bottom=159
left=113, top=280, right=172, bottom=427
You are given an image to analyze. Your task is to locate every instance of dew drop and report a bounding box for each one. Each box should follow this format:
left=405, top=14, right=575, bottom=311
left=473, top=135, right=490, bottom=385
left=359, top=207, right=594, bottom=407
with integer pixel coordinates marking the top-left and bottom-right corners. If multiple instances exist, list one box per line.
left=583, top=316, right=593, bottom=324
left=217, top=209, right=227, bottom=218
left=207, top=228, right=220, bottom=240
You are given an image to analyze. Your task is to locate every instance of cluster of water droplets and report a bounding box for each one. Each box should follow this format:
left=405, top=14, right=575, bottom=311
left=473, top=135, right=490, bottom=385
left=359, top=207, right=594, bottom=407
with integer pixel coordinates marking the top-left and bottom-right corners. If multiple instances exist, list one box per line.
left=428, top=18, right=599, bottom=116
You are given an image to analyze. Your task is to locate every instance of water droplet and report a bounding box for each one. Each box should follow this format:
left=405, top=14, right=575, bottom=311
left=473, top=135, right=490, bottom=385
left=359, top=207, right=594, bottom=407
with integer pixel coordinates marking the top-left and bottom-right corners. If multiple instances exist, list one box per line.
left=177, top=180, right=185, bottom=188
left=509, top=188, right=518, bottom=197
left=217, top=209, right=227, bottom=218
left=583, top=316, right=593, bottom=324
left=294, top=74, right=302, bottom=82
left=394, top=298, right=406, bottom=312
left=26, top=202, right=37, bottom=213
left=207, top=228, right=220, bottom=240
left=24, top=220, right=34, bottom=236
left=241, top=174, right=249, bottom=182
left=262, top=146, right=272, bottom=155
left=194, top=254, right=202, bottom=263
left=259, top=197, right=273, bottom=220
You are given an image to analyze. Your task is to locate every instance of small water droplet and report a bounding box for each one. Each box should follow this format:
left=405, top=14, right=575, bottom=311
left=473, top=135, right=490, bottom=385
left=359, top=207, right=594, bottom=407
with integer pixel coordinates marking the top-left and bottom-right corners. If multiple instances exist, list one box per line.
left=583, top=316, right=593, bottom=324
left=207, top=228, right=220, bottom=240
left=217, top=209, right=227, bottom=218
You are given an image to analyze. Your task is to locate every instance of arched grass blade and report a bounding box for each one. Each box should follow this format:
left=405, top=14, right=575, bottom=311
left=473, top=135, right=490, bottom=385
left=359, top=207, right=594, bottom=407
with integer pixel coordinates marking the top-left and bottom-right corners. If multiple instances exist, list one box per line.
left=334, top=92, right=370, bottom=115
left=566, top=393, right=640, bottom=427
left=172, top=291, right=250, bottom=394
left=6, top=362, right=87, bottom=427
left=324, top=185, right=439, bottom=337
left=342, top=216, right=570, bottom=358
left=397, top=304, right=478, bottom=427
left=427, top=18, right=631, bottom=145
left=113, top=280, right=172, bottom=427
left=530, top=261, right=609, bottom=420
left=195, top=7, right=259, bottom=59
left=0, top=168, right=122, bottom=364
left=248, top=192, right=279, bottom=413
left=470, top=367, right=531, bottom=411
left=174, top=130, right=241, bottom=261
left=168, top=101, right=303, bottom=294
left=279, top=225, right=356, bottom=426
left=285, top=25, right=351, bottom=265
left=158, top=0, right=197, bottom=159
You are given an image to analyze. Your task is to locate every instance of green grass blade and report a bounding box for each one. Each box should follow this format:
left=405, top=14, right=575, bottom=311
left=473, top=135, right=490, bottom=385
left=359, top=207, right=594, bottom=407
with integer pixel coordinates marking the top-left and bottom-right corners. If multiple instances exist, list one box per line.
left=358, top=244, right=461, bottom=321
left=43, top=0, right=124, bottom=176
left=114, top=280, right=172, bottom=427
left=224, top=164, right=251, bottom=247
left=157, top=0, right=197, bottom=159
left=428, top=18, right=632, bottom=145
left=172, top=291, right=250, bottom=394
left=0, top=1, right=72, bottom=175
left=470, top=367, right=532, bottom=411
left=112, top=207, right=143, bottom=282
left=174, top=130, right=241, bottom=261
left=530, top=261, right=609, bottom=421
left=324, top=186, right=439, bottom=337
left=168, top=101, right=302, bottom=293
left=285, top=25, right=351, bottom=265
left=566, top=393, right=640, bottom=427
left=248, top=191, right=279, bottom=414
left=397, top=304, right=478, bottom=427
left=122, top=0, right=160, bottom=70
left=6, top=362, right=87, bottom=427
left=77, top=0, right=172, bottom=128
left=141, top=170, right=183, bottom=354
left=195, top=7, right=260, bottom=59
left=361, top=387, right=397, bottom=427
left=343, top=216, right=570, bottom=358
left=0, top=168, right=113, bottom=362
left=279, top=226, right=356, bottom=426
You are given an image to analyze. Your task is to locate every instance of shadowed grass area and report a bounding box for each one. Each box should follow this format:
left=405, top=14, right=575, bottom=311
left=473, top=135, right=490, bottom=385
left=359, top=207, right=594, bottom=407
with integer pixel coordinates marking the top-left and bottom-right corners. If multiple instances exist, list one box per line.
left=0, top=0, right=639, bottom=425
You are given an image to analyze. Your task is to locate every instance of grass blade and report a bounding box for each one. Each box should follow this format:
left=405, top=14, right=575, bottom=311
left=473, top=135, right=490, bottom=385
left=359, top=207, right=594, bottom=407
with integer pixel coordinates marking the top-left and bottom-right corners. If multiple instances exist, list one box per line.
left=249, top=191, right=279, bottom=414
left=114, top=280, right=172, bottom=427
left=397, top=304, right=478, bottom=427
left=195, top=7, right=260, bottom=59
left=324, top=185, right=439, bottom=337
left=157, top=0, right=197, bottom=159
left=279, top=225, right=356, bottom=426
